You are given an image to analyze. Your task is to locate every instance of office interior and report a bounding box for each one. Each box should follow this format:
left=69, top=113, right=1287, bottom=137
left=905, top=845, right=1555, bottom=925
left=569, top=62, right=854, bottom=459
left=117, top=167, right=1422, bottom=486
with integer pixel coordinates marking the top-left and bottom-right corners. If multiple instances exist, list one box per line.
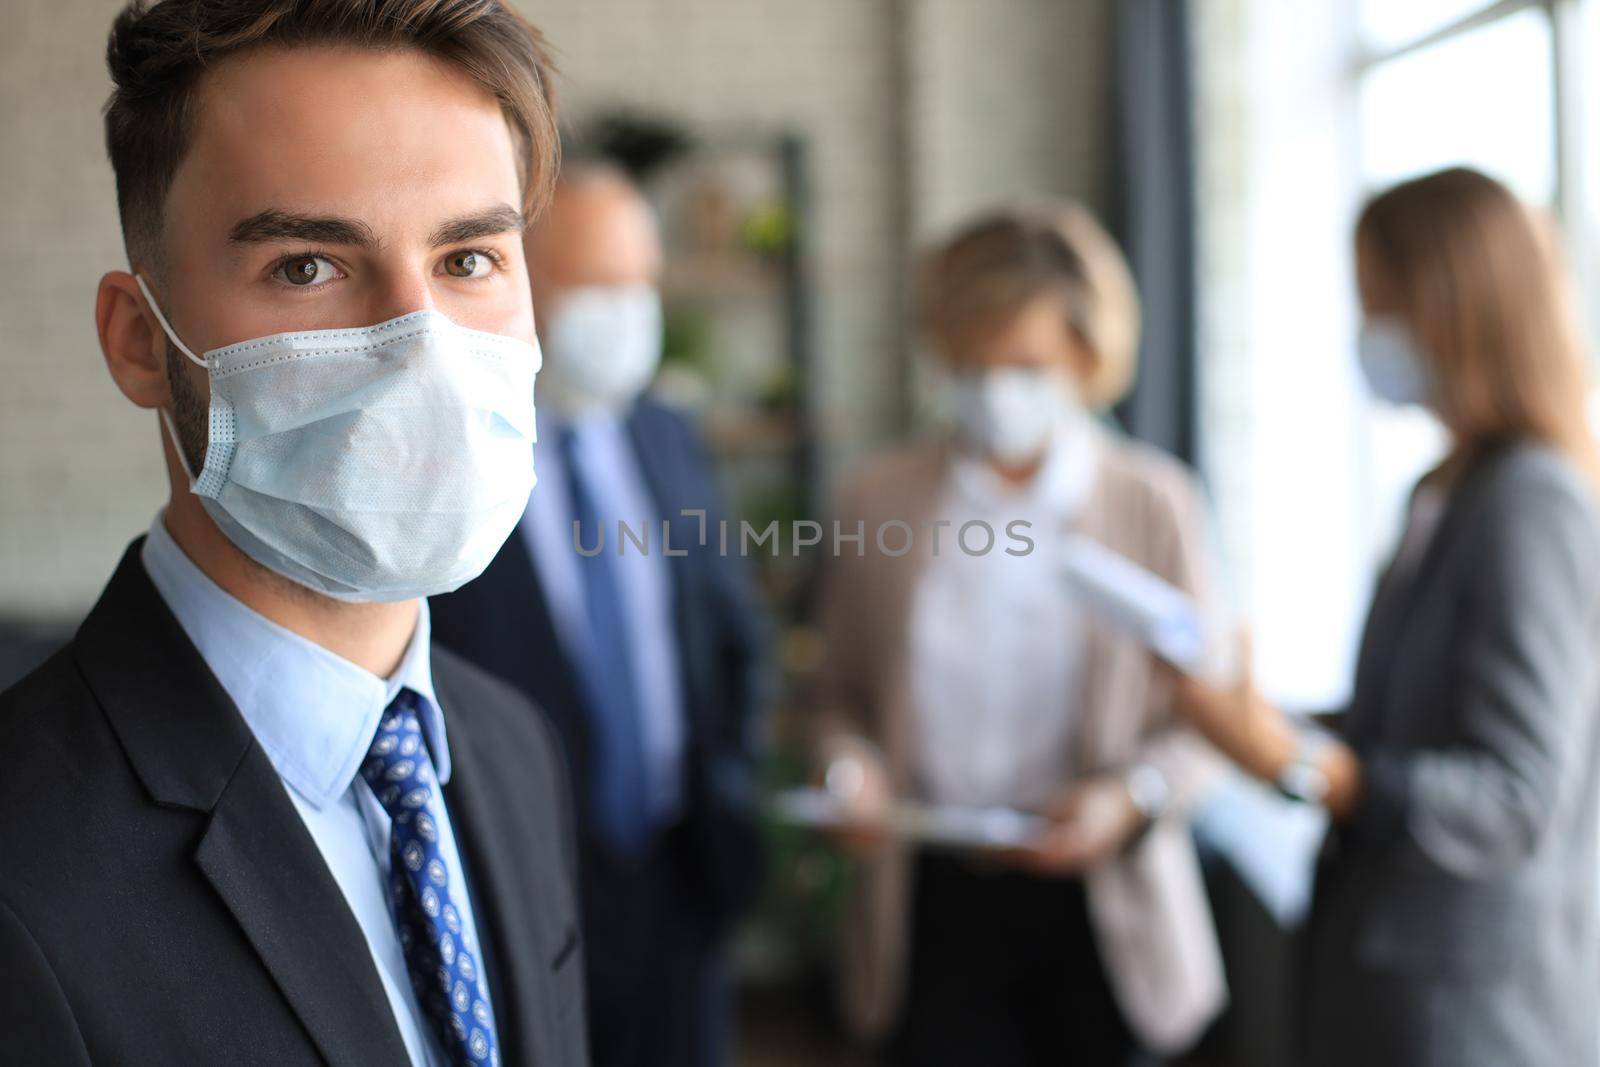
left=4, top=1, right=1600, bottom=1064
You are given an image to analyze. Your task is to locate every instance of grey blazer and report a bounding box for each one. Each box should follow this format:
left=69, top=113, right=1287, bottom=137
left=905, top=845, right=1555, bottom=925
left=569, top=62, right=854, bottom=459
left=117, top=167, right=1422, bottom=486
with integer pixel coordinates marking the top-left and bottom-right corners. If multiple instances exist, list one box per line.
left=1303, top=443, right=1600, bottom=1067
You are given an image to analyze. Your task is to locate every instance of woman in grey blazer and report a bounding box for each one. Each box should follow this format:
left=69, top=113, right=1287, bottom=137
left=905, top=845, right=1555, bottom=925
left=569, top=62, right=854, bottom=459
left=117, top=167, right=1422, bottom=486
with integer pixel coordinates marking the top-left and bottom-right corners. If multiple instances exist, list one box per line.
left=1174, top=167, right=1600, bottom=1066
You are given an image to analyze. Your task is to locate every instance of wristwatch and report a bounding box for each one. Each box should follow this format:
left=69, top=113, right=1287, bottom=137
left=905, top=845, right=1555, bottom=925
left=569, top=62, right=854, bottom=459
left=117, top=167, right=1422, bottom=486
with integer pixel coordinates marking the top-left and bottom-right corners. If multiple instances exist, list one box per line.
left=1276, top=727, right=1332, bottom=804
left=1124, top=762, right=1170, bottom=823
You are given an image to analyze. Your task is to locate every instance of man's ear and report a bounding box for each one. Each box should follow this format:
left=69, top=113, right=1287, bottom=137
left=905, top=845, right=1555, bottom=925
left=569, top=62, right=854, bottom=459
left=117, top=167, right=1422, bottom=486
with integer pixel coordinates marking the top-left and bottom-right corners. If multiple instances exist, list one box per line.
left=96, top=270, right=169, bottom=410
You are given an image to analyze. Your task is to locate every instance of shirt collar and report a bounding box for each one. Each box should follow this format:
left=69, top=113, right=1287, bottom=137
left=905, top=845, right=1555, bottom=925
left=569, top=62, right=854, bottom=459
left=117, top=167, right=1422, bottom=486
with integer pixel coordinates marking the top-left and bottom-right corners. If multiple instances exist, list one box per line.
left=139, top=512, right=449, bottom=810
left=538, top=402, right=624, bottom=444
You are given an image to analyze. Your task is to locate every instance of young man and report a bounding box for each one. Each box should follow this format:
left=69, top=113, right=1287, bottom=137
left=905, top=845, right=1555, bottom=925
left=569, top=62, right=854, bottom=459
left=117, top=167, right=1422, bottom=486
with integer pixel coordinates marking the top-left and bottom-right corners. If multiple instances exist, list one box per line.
left=0, top=2, right=587, bottom=1064
left=431, top=164, right=771, bottom=1067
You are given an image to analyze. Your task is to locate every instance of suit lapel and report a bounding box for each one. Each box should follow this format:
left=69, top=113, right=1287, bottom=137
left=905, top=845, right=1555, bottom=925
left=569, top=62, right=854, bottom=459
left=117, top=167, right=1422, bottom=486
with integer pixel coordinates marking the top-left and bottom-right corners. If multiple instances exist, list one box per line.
left=1347, top=447, right=1504, bottom=742
left=504, top=510, right=594, bottom=768
left=75, top=541, right=413, bottom=1067
left=623, top=404, right=711, bottom=736
left=1346, top=557, right=1412, bottom=739
left=1063, top=450, right=1117, bottom=771
left=437, top=667, right=564, bottom=1067
left=196, top=754, right=414, bottom=1067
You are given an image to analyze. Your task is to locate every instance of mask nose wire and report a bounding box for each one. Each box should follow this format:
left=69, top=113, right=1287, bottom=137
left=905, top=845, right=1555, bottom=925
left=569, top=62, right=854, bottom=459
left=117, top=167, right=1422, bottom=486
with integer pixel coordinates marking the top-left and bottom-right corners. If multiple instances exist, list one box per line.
left=133, top=274, right=207, bottom=368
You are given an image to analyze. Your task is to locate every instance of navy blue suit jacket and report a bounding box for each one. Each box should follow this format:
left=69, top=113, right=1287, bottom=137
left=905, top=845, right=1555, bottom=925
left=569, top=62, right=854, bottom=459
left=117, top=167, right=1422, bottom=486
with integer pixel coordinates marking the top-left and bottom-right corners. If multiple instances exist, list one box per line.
left=430, top=398, right=771, bottom=935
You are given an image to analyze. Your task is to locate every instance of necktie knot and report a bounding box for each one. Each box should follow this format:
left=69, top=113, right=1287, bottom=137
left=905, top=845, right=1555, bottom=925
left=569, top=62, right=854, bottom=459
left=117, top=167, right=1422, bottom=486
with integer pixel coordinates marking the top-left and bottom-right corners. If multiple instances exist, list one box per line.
left=363, top=691, right=438, bottom=819
left=557, top=423, right=581, bottom=463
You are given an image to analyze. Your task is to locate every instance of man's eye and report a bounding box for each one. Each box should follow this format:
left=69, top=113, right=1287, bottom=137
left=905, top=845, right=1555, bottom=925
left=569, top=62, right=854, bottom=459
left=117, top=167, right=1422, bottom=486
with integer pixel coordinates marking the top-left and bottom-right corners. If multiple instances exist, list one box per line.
left=443, top=250, right=495, bottom=279
left=275, top=255, right=339, bottom=287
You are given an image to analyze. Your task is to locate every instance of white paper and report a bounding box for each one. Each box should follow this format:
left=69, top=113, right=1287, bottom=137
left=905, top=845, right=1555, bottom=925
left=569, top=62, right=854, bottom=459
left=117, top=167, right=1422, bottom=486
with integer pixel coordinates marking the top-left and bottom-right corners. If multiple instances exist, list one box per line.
left=1061, top=534, right=1209, bottom=670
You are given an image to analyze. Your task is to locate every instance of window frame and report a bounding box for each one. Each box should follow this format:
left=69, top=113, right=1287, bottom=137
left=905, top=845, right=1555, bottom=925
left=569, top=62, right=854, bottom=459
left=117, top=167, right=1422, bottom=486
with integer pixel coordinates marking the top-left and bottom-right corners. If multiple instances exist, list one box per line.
left=1353, top=0, right=1595, bottom=306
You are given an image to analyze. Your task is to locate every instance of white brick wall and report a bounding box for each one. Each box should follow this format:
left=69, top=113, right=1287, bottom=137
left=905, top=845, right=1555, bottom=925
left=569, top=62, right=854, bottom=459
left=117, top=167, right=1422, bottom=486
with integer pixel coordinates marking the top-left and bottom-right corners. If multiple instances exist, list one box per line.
left=902, top=0, right=1115, bottom=422
left=0, top=0, right=1114, bottom=619
left=0, top=0, right=169, bottom=619
left=905, top=0, right=1113, bottom=239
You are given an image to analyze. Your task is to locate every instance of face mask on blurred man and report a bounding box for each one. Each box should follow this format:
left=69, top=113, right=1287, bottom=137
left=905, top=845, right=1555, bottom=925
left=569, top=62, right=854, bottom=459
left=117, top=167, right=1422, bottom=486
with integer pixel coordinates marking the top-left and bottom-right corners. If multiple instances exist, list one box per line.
left=948, top=366, right=1077, bottom=466
left=1357, top=315, right=1432, bottom=407
left=539, top=283, right=664, bottom=415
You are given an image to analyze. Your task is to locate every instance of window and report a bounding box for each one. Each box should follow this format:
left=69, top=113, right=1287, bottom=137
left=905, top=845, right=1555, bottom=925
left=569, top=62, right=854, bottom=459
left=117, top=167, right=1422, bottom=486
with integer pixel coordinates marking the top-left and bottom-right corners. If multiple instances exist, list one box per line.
left=1361, top=0, right=1503, bottom=49
left=1194, top=0, right=1600, bottom=709
left=1358, top=6, right=1555, bottom=203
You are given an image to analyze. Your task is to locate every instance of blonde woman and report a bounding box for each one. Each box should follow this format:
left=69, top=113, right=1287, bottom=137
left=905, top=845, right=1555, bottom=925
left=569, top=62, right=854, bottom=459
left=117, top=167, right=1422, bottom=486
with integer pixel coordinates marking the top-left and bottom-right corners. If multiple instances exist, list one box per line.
left=813, top=202, right=1226, bottom=1065
left=1173, top=167, right=1600, bottom=1066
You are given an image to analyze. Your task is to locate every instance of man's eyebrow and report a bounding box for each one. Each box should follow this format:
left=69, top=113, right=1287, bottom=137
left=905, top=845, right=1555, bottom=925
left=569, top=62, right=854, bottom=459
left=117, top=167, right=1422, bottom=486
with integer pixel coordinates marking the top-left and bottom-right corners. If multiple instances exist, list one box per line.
left=228, top=210, right=378, bottom=248
left=429, top=205, right=526, bottom=247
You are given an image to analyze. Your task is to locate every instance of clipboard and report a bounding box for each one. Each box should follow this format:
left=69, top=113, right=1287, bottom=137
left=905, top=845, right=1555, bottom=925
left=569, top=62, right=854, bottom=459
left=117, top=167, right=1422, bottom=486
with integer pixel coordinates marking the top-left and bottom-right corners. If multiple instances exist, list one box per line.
left=769, top=787, right=1049, bottom=850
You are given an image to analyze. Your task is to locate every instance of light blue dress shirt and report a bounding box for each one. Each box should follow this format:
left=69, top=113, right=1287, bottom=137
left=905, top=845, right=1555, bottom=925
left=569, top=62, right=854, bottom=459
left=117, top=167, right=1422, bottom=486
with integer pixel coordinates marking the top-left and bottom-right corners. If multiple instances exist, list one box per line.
left=522, top=407, right=687, bottom=824
left=140, top=514, right=492, bottom=1067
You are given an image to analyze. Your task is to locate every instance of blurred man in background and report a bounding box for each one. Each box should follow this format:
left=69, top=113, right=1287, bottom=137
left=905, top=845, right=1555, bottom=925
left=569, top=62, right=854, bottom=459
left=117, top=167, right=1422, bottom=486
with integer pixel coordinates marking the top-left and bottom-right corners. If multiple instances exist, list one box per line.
left=431, top=163, right=771, bottom=1067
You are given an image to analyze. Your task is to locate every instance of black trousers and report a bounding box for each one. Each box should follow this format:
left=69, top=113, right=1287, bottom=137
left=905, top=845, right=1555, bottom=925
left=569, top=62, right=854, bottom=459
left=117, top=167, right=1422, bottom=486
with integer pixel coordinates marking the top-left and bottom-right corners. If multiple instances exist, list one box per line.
left=889, top=852, right=1139, bottom=1067
left=582, top=825, right=729, bottom=1067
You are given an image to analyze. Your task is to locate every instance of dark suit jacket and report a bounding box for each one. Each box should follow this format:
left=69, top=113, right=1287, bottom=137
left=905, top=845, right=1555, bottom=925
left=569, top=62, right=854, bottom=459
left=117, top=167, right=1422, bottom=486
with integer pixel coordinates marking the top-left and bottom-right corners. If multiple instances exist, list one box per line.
left=0, top=541, right=589, bottom=1066
left=430, top=398, right=770, bottom=938
left=1304, top=444, right=1600, bottom=1067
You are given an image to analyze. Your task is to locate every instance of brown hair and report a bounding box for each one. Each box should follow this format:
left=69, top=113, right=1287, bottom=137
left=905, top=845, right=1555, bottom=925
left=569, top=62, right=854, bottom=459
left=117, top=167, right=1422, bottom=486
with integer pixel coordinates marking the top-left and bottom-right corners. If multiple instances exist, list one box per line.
left=1357, top=167, right=1598, bottom=486
left=104, top=0, right=560, bottom=270
left=917, top=200, right=1141, bottom=408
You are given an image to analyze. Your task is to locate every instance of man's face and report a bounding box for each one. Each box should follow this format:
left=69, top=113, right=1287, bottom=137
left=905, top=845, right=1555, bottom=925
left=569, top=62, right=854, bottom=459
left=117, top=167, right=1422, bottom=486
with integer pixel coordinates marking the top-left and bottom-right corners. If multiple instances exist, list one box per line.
left=156, top=43, right=534, bottom=363
left=525, top=177, right=662, bottom=323
left=142, top=44, right=535, bottom=473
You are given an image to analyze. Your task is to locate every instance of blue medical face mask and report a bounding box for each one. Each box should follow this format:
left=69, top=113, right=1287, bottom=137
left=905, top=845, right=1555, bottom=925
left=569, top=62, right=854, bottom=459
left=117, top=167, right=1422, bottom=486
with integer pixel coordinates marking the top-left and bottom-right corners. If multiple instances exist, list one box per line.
left=1357, top=315, right=1432, bottom=408
left=947, top=366, right=1078, bottom=466
left=539, top=283, right=663, bottom=416
left=136, top=276, right=540, bottom=602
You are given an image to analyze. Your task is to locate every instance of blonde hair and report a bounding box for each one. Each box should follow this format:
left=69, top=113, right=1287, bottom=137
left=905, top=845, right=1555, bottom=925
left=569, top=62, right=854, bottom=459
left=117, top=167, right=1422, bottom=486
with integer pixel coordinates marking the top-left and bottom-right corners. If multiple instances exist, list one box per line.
left=1357, top=167, right=1599, bottom=487
left=917, top=200, right=1141, bottom=408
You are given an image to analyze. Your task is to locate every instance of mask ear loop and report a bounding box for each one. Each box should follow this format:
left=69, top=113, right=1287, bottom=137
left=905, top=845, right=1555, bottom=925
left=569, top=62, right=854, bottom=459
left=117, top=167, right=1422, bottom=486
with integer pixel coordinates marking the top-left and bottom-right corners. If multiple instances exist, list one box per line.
left=133, top=274, right=207, bottom=368
left=158, top=408, right=199, bottom=485
left=134, top=274, right=207, bottom=485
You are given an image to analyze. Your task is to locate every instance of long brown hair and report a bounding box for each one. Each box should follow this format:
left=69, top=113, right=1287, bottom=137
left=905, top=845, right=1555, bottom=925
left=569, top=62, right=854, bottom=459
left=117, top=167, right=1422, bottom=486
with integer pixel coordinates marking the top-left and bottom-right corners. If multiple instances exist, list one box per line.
left=1356, top=167, right=1599, bottom=487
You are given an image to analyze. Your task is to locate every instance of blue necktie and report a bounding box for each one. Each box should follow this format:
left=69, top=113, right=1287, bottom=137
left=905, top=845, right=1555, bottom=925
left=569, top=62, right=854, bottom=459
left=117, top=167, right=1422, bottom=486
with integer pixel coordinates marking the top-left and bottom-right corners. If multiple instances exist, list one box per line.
left=362, top=690, right=501, bottom=1067
left=558, top=427, right=651, bottom=857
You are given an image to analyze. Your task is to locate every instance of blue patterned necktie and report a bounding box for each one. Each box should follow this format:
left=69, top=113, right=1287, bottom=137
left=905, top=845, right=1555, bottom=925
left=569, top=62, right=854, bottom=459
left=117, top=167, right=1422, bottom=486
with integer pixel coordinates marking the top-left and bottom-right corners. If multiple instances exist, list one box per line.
left=558, top=427, right=652, bottom=857
left=362, top=690, right=501, bottom=1066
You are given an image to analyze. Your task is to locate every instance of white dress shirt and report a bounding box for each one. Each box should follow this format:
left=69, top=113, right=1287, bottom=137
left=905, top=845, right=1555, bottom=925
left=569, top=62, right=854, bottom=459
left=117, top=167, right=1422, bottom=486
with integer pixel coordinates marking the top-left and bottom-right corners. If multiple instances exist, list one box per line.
left=140, top=514, right=491, bottom=1067
left=521, top=407, right=688, bottom=825
left=909, top=417, right=1100, bottom=810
